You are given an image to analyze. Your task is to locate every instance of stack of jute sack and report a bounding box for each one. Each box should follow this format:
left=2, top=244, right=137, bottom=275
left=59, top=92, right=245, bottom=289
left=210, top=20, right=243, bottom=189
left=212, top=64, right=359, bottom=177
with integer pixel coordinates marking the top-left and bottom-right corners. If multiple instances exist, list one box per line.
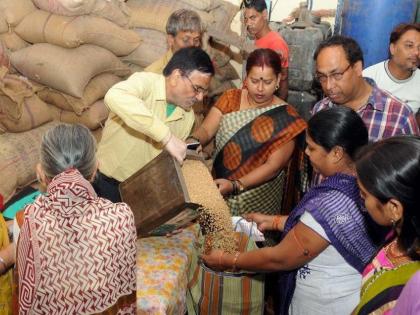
left=123, top=0, right=241, bottom=97
left=0, top=0, right=241, bottom=202
left=0, top=0, right=139, bottom=202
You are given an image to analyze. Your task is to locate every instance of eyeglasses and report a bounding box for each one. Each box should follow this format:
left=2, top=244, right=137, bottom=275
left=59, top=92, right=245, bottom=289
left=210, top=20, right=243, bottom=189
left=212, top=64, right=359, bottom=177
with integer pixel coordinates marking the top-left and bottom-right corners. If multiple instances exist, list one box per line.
left=183, top=75, right=208, bottom=96
left=315, top=64, right=352, bottom=84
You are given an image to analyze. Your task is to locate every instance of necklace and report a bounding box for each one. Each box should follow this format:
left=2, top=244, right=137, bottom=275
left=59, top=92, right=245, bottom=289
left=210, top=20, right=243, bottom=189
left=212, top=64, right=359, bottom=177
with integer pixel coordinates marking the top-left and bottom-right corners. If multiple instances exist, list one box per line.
left=385, top=240, right=411, bottom=265
left=245, top=92, right=274, bottom=109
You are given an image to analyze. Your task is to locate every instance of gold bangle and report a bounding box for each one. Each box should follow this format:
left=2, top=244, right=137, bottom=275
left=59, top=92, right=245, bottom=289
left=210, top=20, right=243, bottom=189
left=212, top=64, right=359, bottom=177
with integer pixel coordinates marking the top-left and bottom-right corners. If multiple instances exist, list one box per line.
left=236, top=179, right=246, bottom=193
left=232, top=252, right=241, bottom=271
left=272, top=215, right=282, bottom=230
left=218, top=251, right=224, bottom=269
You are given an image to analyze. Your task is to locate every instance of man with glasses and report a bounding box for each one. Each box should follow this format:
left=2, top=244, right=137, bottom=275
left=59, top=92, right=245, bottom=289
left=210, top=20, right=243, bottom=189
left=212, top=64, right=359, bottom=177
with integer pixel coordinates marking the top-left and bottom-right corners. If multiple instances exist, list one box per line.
left=363, top=23, right=420, bottom=127
left=145, top=9, right=203, bottom=74
left=312, top=35, right=418, bottom=142
left=94, top=47, right=214, bottom=202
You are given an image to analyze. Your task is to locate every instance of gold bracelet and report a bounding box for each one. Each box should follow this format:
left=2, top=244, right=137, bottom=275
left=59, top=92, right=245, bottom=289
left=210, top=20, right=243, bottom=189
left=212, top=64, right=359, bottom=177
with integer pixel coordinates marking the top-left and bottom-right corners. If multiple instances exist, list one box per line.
left=272, top=215, right=282, bottom=230
left=232, top=252, right=241, bottom=271
left=218, top=251, right=224, bottom=269
left=236, top=179, right=246, bottom=193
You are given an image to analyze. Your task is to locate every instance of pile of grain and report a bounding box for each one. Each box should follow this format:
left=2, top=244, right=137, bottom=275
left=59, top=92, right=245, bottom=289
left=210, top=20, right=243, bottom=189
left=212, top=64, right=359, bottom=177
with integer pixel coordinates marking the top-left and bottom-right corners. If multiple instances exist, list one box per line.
left=181, top=159, right=236, bottom=253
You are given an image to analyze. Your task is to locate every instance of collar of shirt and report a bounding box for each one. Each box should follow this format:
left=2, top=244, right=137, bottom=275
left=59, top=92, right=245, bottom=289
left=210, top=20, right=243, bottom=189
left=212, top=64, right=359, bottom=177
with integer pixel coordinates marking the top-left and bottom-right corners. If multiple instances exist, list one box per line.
left=155, top=75, right=186, bottom=122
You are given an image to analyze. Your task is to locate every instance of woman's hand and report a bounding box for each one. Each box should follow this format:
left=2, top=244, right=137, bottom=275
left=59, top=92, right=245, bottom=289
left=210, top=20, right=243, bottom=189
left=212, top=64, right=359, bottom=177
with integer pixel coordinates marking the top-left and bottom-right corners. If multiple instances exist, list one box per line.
left=243, top=213, right=275, bottom=232
left=201, top=249, right=226, bottom=271
left=214, top=178, right=234, bottom=196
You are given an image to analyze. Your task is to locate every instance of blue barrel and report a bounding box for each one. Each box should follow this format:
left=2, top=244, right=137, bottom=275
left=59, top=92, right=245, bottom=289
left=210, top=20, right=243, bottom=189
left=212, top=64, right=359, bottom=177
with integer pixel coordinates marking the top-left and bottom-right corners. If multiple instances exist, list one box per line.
left=340, top=0, right=417, bottom=67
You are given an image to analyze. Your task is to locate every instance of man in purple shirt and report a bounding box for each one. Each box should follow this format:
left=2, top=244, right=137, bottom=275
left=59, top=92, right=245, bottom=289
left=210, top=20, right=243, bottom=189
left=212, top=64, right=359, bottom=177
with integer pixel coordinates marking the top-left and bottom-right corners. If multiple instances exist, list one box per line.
left=312, top=35, right=419, bottom=142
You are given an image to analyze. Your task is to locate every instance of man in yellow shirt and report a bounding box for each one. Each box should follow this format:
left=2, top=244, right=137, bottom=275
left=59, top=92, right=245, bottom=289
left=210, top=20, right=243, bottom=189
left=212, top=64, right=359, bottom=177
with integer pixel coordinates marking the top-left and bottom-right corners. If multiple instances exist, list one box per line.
left=145, top=9, right=203, bottom=74
left=95, top=47, right=214, bottom=202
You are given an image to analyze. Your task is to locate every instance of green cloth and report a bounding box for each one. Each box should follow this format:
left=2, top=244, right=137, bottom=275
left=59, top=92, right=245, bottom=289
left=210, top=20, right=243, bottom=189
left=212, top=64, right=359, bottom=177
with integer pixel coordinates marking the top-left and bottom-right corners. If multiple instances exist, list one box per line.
left=166, top=103, right=176, bottom=117
left=3, top=191, right=41, bottom=219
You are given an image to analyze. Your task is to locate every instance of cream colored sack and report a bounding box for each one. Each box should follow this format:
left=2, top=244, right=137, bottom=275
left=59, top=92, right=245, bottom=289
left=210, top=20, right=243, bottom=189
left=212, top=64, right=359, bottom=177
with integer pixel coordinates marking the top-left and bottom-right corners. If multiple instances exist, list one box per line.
left=11, top=44, right=130, bottom=98
left=0, top=121, right=59, bottom=202
left=36, top=73, right=121, bottom=115
left=0, top=32, right=30, bottom=52
left=121, top=29, right=167, bottom=68
left=127, top=0, right=213, bottom=32
left=16, top=10, right=140, bottom=56
left=49, top=100, right=109, bottom=130
left=0, top=0, right=36, bottom=27
left=32, top=0, right=130, bottom=27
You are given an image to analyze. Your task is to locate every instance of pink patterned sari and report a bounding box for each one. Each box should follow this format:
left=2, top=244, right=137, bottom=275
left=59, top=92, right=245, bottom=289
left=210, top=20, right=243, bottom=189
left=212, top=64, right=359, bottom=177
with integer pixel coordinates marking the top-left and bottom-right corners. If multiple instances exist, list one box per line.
left=16, top=169, right=137, bottom=314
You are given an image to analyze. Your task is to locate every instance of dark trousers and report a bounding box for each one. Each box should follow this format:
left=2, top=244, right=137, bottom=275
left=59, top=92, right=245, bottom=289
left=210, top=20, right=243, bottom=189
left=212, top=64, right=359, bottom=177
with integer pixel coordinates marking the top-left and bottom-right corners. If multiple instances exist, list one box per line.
left=92, top=171, right=122, bottom=203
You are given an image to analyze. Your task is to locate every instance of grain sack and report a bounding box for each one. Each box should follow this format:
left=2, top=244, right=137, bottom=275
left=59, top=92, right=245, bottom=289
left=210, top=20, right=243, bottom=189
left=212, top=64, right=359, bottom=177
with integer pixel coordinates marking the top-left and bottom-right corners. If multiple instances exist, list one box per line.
left=181, top=160, right=236, bottom=253
left=121, top=28, right=167, bottom=68
left=36, top=73, right=121, bottom=115
left=0, top=121, right=59, bottom=202
left=0, top=95, right=52, bottom=133
left=0, top=67, right=37, bottom=120
left=0, top=0, right=36, bottom=27
left=49, top=100, right=109, bottom=130
left=0, top=32, right=30, bottom=52
left=124, top=63, right=143, bottom=74
left=16, top=10, right=141, bottom=56
left=127, top=0, right=213, bottom=32
left=11, top=44, right=130, bottom=98
left=0, top=42, right=10, bottom=69
left=0, top=13, right=8, bottom=34
left=32, top=0, right=130, bottom=27
left=178, top=0, right=219, bottom=11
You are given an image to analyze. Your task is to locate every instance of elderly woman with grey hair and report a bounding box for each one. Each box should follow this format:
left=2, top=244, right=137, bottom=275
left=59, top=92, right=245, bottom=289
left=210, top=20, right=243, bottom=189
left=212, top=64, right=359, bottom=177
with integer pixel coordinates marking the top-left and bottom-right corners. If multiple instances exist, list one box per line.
left=15, top=124, right=137, bottom=314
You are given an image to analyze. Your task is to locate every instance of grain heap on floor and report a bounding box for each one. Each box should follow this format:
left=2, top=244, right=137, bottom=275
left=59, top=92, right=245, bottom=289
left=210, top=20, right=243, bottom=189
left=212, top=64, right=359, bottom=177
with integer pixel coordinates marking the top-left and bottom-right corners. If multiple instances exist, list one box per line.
left=181, top=159, right=236, bottom=254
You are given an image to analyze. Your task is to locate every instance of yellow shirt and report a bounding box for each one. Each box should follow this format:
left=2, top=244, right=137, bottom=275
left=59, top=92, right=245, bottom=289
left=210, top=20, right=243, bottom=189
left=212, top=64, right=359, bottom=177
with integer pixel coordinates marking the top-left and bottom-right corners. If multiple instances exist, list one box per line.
left=144, top=50, right=173, bottom=74
left=97, top=72, right=194, bottom=182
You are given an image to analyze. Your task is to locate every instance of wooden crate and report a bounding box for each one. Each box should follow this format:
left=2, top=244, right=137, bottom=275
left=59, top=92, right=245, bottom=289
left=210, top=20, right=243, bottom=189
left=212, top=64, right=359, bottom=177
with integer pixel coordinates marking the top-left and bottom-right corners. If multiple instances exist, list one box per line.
left=119, top=151, right=199, bottom=237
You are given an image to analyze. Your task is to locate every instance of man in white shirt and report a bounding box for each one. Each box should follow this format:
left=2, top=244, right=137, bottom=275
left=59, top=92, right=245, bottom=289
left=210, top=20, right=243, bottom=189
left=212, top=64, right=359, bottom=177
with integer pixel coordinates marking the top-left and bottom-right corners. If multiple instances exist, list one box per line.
left=363, top=23, right=420, bottom=126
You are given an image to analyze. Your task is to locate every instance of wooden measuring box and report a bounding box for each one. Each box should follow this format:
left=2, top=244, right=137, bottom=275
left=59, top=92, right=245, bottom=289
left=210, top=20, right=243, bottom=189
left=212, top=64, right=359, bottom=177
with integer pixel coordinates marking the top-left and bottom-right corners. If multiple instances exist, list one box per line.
left=119, top=151, right=200, bottom=237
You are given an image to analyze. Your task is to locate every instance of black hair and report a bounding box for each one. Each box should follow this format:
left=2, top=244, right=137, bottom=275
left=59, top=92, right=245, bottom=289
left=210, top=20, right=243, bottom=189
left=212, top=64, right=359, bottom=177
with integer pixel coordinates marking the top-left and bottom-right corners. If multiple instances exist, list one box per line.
left=313, top=35, right=364, bottom=68
left=307, top=107, right=368, bottom=160
left=163, top=47, right=214, bottom=77
left=356, top=136, right=420, bottom=261
left=390, top=23, right=420, bottom=44
left=241, top=0, right=267, bottom=12
left=246, top=48, right=282, bottom=76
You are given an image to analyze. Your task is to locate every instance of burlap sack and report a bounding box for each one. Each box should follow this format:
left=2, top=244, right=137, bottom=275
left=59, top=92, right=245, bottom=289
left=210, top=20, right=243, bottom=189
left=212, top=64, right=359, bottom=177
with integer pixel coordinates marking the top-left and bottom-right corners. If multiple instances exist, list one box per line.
left=32, top=0, right=130, bottom=27
left=121, top=28, right=167, bottom=68
left=0, top=67, right=51, bottom=132
left=16, top=10, right=141, bottom=56
left=178, top=0, right=219, bottom=11
left=36, top=73, right=121, bottom=115
left=127, top=0, right=213, bottom=32
left=0, top=67, right=37, bottom=120
left=0, top=42, right=10, bottom=69
left=49, top=100, right=109, bottom=130
left=0, top=95, right=52, bottom=133
left=0, top=13, right=8, bottom=34
left=11, top=44, right=130, bottom=98
left=0, top=121, right=59, bottom=202
left=0, top=0, right=36, bottom=27
left=0, top=32, right=30, bottom=52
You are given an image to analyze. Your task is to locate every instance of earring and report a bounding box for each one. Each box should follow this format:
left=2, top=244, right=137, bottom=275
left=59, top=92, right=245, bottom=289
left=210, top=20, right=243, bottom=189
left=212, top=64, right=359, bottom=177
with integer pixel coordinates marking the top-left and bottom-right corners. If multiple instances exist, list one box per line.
left=390, top=219, right=396, bottom=229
